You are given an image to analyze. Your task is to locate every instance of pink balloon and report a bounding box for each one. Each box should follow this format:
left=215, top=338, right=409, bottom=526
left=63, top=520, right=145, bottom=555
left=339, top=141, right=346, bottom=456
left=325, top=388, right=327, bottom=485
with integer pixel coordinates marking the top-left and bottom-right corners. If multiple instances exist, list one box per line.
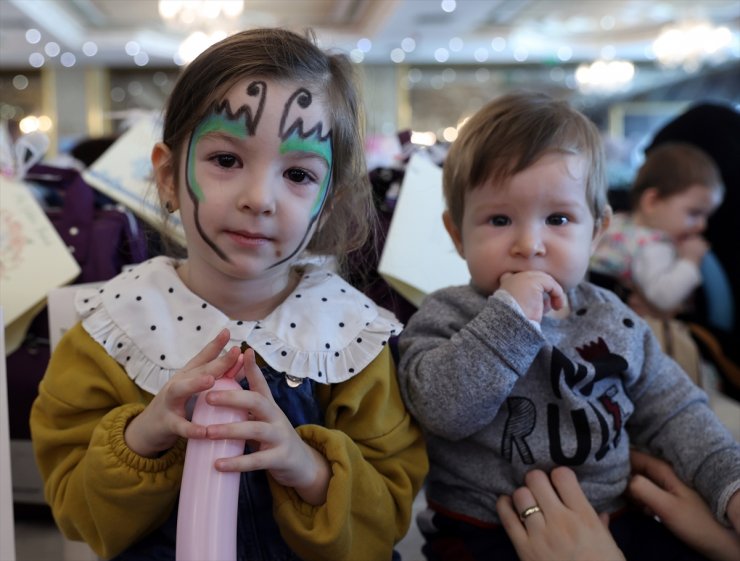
left=176, top=365, right=247, bottom=561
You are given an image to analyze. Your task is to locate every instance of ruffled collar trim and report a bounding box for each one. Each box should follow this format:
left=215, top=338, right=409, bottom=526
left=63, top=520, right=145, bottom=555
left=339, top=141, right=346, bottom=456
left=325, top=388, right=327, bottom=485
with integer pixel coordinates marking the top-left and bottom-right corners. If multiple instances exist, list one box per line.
left=77, top=256, right=401, bottom=394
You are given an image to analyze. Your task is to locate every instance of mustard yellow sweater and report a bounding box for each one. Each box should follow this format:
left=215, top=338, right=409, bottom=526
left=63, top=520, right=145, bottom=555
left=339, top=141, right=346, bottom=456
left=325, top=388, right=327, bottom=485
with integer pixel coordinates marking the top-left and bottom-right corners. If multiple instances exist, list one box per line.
left=31, top=322, right=427, bottom=560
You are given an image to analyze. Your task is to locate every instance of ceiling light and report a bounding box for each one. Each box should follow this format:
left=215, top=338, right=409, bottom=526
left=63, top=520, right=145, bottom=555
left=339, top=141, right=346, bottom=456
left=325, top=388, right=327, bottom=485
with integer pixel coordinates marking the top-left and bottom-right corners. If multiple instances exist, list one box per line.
left=158, top=1, right=244, bottom=26
left=575, top=59, right=634, bottom=94
left=652, top=21, right=736, bottom=71
left=177, top=31, right=226, bottom=65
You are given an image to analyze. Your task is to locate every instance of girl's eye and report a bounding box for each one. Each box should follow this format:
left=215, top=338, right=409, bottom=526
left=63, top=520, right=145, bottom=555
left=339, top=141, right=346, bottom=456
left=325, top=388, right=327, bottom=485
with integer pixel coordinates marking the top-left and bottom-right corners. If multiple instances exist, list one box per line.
left=488, top=215, right=510, bottom=227
left=212, top=153, right=239, bottom=168
left=285, top=168, right=316, bottom=184
left=546, top=214, right=569, bottom=226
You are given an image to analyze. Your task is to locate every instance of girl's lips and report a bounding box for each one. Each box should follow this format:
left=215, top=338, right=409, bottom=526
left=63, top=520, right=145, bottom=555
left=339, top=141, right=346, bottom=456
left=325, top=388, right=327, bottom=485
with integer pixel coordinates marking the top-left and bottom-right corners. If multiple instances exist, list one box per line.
left=226, top=230, right=273, bottom=245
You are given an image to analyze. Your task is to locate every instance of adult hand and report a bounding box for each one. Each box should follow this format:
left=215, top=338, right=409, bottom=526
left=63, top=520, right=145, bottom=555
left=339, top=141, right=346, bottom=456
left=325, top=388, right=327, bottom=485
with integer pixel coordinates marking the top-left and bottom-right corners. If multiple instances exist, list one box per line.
left=499, top=271, right=566, bottom=323
left=203, top=349, right=331, bottom=505
left=124, top=328, right=242, bottom=457
left=497, top=467, right=625, bottom=561
left=629, top=449, right=740, bottom=561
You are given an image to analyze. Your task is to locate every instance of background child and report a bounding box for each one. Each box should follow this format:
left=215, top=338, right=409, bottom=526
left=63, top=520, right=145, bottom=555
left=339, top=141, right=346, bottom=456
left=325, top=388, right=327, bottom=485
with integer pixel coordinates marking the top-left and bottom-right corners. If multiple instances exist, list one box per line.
left=397, top=92, right=740, bottom=561
left=590, top=142, right=724, bottom=319
left=31, top=28, right=426, bottom=561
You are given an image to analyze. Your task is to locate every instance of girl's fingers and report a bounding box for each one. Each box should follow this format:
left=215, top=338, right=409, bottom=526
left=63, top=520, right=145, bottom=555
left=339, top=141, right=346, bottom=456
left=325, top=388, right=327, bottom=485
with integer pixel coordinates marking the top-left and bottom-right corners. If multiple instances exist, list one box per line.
left=222, top=353, right=244, bottom=379
left=207, top=419, right=271, bottom=442
left=173, top=415, right=207, bottom=440
left=182, top=328, right=231, bottom=370
left=242, top=349, right=273, bottom=401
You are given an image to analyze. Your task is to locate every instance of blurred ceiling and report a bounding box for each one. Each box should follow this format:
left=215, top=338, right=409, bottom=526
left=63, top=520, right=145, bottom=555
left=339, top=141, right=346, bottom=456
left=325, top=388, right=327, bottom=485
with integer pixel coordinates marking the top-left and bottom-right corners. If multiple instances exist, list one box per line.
left=0, top=0, right=738, bottom=68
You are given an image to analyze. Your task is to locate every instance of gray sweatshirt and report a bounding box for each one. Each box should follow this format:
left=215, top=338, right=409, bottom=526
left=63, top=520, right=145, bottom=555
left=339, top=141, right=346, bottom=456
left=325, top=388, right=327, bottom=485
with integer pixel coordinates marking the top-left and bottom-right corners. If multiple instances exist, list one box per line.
left=398, top=281, right=740, bottom=524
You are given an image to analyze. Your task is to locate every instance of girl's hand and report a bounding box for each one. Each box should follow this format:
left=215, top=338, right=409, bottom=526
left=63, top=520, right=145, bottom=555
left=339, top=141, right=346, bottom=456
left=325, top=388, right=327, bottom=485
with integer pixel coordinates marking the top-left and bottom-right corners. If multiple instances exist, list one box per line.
left=629, top=449, right=740, bottom=561
left=124, top=329, right=242, bottom=458
left=205, top=349, right=331, bottom=506
left=497, top=467, right=625, bottom=561
left=499, top=271, right=566, bottom=323
left=676, top=235, right=710, bottom=264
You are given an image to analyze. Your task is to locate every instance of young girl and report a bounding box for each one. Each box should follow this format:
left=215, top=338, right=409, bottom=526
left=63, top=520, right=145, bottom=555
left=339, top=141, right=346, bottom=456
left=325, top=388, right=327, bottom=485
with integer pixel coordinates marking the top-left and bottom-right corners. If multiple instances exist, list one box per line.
left=590, top=142, right=724, bottom=318
left=31, top=28, right=427, bottom=561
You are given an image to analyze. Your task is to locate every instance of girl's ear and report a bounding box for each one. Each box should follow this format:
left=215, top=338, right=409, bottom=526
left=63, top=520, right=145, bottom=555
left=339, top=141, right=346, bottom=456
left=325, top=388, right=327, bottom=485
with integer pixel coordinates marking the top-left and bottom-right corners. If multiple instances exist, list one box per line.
left=591, top=204, right=612, bottom=252
left=443, top=210, right=465, bottom=258
left=151, top=142, right=179, bottom=212
left=638, top=187, right=660, bottom=214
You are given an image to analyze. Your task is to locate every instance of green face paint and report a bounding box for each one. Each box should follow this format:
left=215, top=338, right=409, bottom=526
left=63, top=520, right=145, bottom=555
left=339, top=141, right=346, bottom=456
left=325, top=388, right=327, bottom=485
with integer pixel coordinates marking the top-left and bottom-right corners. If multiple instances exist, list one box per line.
left=279, top=133, right=333, bottom=218
left=186, top=109, right=249, bottom=201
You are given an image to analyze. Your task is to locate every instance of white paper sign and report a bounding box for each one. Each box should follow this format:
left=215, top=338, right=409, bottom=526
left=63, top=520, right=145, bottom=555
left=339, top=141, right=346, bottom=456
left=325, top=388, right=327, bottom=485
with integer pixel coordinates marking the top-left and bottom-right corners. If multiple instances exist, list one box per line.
left=83, top=114, right=186, bottom=246
left=0, top=177, right=81, bottom=352
left=378, top=154, right=469, bottom=307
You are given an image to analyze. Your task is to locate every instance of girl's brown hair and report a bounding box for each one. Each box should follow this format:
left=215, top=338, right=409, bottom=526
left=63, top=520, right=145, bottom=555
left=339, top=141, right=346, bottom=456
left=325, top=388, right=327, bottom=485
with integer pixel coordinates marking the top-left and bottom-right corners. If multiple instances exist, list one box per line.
left=630, top=142, right=724, bottom=209
left=160, top=28, right=374, bottom=270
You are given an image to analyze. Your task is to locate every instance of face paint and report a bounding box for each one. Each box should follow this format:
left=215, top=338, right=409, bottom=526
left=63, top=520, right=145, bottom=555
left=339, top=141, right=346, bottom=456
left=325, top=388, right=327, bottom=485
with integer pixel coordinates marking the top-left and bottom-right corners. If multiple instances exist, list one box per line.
left=186, top=81, right=266, bottom=202
left=268, top=87, right=333, bottom=268
left=182, top=81, right=333, bottom=269
left=183, top=81, right=267, bottom=262
left=187, top=111, right=248, bottom=201
left=279, top=133, right=333, bottom=219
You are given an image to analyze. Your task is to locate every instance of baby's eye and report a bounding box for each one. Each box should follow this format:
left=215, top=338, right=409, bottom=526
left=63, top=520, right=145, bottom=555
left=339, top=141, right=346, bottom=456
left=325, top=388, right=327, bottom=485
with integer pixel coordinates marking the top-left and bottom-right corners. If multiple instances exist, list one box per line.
left=211, top=153, right=240, bottom=169
left=285, top=168, right=316, bottom=184
left=546, top=214, right=569, bottom=226
left=488, top=215, right=510, bottom=227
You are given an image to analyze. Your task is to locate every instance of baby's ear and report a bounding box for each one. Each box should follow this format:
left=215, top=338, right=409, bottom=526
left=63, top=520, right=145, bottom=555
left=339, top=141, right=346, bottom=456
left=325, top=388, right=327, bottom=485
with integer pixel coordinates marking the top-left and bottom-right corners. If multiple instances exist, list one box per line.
left=591, top=204, right=612, bottom=251
left=443, top=210, right=465, bottom=258
left=151, top=142, right=178, bottom=211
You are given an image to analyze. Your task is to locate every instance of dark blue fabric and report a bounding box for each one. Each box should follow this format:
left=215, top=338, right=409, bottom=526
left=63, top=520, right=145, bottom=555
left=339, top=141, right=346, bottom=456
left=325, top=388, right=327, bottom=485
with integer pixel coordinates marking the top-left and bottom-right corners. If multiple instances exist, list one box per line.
left=418, top=508, right=710, bottom=561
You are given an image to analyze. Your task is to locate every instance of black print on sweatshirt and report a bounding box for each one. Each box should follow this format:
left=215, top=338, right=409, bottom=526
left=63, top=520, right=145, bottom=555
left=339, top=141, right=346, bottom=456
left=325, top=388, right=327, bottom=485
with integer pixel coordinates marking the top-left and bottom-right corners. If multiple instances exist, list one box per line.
left=502, top=337, right=629, bottom=466
left=549, top=338, right=628, bottom=465
left=501, top=397, right=537, bottom=464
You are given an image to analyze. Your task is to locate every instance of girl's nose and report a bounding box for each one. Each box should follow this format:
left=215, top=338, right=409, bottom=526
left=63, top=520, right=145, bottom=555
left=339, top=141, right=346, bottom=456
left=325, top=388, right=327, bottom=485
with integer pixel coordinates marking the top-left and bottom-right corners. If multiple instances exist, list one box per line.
left=238, top=173, right=275, bottom=215
left=694, top=216, right=707, bottom=233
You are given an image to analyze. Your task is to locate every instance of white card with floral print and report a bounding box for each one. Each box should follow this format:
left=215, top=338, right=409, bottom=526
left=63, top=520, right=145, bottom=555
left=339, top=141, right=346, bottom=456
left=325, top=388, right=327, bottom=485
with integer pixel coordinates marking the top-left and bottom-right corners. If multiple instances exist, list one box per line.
left=0, top=177, right=81, bottom=353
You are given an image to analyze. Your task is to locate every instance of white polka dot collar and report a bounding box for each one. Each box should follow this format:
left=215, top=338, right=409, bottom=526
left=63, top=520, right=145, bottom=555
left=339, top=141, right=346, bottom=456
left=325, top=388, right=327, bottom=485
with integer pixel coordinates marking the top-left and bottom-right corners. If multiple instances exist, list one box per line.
left=77, top=256, right=402, bottom=394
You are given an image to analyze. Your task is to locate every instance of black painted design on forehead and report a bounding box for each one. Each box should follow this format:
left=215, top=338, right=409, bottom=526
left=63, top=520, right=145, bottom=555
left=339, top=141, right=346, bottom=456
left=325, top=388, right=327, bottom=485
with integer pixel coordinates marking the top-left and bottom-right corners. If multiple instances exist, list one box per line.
left=213, top=79, right=266, bottom=136
left=279, top=87, right=331, bottom=142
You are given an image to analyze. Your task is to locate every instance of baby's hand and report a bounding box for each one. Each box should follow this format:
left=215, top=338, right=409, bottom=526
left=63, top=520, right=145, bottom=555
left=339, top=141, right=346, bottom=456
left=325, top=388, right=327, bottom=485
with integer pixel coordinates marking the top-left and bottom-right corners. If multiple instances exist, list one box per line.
left=124, top=328, right=242, bottom=458
left=676, top=235, right=709, bottom=264
left=204, top=349, right=331, bottom=506
left=499, top=271, right=565, bottom=323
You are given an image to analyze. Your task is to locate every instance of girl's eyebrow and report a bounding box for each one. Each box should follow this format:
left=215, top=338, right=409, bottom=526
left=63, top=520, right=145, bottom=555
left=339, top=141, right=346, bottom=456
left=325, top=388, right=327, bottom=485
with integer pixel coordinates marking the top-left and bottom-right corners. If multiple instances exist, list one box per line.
left=199, top=130, right=244, bottom=144
left=280, top=136, right=332, bottom=167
